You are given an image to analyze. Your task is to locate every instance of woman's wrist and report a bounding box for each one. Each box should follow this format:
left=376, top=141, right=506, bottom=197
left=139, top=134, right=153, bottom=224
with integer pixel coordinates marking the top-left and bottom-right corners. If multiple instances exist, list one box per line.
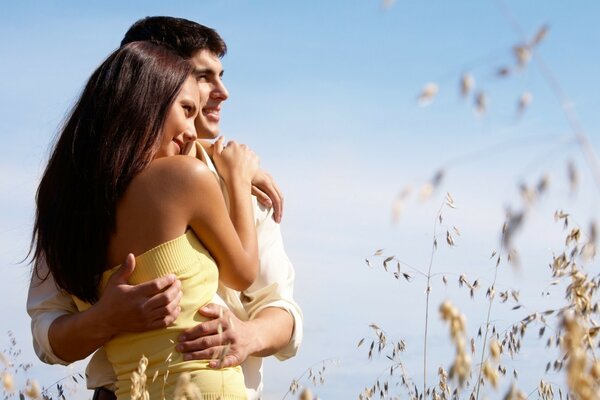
left=224, top=174, right=253, bottom=193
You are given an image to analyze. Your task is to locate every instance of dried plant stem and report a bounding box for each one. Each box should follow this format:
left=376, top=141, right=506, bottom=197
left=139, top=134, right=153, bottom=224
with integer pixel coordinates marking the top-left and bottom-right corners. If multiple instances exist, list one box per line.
left=39, top=372, right=84, bottom=399
left=495, top=0, right=600, bottom=192
left=281, top=358, right=337, bottom=400
left=474, top=249, right=501, bottom=400
left=585, top=334, right=598, bottom=363
left=423, top=200, right=446, bottom=397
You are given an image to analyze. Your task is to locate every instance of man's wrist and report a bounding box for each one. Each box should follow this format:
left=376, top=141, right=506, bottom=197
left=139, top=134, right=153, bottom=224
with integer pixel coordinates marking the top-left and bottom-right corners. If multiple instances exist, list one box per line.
left=245, top=318, right=266, bottom=357
left=245, top=308, right=294, bottom=357
left=85, top=302, right=118, bottom=342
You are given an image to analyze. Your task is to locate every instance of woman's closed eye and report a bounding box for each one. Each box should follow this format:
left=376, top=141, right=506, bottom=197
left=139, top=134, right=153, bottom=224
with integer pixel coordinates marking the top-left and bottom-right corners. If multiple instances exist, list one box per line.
left=182, top=103, right=197, bottom=117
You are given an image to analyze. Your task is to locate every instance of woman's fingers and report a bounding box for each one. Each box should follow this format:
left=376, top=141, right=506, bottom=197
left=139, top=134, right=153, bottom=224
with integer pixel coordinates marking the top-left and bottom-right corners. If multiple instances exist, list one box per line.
left=213, top=136, right=224, bottom=155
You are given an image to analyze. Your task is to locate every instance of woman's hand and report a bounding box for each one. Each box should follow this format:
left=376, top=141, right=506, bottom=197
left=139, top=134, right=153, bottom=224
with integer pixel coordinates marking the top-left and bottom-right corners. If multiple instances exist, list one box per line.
left=212, top=137, right=259, bottom=187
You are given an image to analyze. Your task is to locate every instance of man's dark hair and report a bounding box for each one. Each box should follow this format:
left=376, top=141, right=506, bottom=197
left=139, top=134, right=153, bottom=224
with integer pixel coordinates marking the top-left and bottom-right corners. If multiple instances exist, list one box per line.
left=121, top=16, right=227, bottom=59
left=32, top=42, right=193, bottom=303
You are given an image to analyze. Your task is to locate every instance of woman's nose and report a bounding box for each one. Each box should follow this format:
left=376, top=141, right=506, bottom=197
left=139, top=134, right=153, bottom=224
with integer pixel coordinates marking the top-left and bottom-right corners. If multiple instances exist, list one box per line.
left=182, top=126, right=197, bottom=142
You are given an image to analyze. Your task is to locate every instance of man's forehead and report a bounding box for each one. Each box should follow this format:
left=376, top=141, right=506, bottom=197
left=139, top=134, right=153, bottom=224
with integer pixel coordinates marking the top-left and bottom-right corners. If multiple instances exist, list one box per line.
left=190, top=49, right=223, bottom=71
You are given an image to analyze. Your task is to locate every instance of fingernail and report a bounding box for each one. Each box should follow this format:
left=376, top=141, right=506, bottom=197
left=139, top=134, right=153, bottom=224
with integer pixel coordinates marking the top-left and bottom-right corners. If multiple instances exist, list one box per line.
left=176, top=344, right=183, bottom=352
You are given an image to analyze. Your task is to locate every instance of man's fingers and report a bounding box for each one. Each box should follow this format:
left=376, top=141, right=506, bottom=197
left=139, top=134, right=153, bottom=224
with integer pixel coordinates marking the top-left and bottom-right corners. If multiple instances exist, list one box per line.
left=179, top=348, right=215, bottom=361
left=109, top=253, right=136, bottom=285
left=178, top=345, right=240, bottom=367
left=134, top=274, right=178, bottom=296
left=197, top=303, right=226, bottom=319
left=148, top=308, right=181, bottom=330
left=209, top=354, right=240, bottom=369
left=147, top=293, right=182, bottom=324
left=177, top=333, right=225, bottom=354
left=177, top=318, right=217, bottom=343
left=144, top=279, right=182, bottom=311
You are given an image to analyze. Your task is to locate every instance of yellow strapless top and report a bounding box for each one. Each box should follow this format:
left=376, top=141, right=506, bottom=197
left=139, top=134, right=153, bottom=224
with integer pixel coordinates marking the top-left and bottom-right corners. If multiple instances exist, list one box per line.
left=74, top=230, right=247, bottom=400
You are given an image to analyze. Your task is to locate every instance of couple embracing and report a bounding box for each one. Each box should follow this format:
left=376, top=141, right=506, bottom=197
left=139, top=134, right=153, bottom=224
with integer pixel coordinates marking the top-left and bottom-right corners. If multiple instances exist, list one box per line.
left=27, top=16, right=303, bottom=400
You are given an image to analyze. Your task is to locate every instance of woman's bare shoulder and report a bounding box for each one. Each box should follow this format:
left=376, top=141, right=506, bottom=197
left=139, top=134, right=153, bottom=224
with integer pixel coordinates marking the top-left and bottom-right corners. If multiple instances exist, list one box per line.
left=127, top=156, right=219, bottom=203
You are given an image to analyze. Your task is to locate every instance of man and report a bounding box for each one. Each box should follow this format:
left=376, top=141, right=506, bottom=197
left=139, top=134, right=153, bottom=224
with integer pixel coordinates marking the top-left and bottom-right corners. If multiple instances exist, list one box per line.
left=27, top=16, right=303, bottom=400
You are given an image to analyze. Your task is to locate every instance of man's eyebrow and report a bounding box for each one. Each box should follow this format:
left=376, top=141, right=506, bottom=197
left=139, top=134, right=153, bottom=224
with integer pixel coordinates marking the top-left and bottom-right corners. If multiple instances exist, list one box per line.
left=192, top=68, right=224, bottom=78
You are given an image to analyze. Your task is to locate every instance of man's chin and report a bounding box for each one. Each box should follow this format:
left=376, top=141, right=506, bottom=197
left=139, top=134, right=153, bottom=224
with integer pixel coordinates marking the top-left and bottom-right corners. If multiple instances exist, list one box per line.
left=196, top=131, right=220, bottom=140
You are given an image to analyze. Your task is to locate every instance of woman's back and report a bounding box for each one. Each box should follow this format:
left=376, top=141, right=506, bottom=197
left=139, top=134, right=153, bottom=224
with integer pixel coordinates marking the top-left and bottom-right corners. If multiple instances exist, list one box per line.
left=108, top=155, right=208, bottom=267
left=88, top=155, right=247, bottom=399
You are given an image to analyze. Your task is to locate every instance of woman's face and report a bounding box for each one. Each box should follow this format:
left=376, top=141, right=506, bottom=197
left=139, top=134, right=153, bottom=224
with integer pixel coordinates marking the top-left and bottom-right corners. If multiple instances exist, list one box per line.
left=154, top=76, right=200, bottom=159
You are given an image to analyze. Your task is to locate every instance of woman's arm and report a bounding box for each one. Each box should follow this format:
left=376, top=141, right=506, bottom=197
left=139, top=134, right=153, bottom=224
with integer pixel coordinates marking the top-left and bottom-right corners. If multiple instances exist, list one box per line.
left=195, top=139, right=284, bottom=222
left=143, top=149, right=259, bottom=291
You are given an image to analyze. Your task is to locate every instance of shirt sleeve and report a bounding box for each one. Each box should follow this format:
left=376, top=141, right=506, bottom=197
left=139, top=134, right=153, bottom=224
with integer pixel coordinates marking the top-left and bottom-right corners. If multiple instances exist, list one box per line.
left=26, top=259, right=76, bottom=365
left=241, top=199, right=304, bottom=361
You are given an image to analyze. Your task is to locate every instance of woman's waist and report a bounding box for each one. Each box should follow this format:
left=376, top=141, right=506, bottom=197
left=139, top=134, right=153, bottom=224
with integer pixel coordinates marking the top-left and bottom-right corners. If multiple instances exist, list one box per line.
left=106, top=291, right=224, bottom=362
left=114, top=356, right=246, bottom=398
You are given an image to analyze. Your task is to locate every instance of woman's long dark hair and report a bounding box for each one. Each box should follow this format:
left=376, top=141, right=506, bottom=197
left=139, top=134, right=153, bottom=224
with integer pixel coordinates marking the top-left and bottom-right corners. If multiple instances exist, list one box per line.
left=32, top=41, right=193, bottom=303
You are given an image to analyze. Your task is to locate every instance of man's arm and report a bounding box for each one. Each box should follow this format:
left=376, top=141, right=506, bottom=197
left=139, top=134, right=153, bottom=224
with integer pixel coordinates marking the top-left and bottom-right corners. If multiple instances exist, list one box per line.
left=175, top=304, right=292, bottom=367
left=177, top=198, right=303, bottom=365
left=28, top=255, right=182, bottom=363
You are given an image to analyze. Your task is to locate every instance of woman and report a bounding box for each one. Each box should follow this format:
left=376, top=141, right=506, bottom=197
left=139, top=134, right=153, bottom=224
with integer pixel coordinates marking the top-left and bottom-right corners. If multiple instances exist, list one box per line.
left=32, top=41, right=258, bottom=399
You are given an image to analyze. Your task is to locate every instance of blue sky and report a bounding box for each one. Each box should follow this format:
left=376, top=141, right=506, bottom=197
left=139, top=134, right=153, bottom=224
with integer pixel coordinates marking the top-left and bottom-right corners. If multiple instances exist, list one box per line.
left=1, top=1, right=599, bottom=398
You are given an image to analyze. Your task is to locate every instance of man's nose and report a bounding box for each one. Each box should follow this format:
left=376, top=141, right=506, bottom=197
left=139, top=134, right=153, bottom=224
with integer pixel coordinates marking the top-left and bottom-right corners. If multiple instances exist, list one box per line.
left=211, top=79, right=229, bottom=101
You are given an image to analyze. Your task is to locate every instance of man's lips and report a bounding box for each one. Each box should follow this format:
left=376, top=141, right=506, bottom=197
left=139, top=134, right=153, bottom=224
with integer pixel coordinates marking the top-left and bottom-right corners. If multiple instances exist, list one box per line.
left=203, top=106, right=221, bottom=121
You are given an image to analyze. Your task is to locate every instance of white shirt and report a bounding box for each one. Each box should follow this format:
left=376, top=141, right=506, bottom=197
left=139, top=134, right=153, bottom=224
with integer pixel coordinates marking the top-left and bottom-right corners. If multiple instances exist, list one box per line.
left=26, top=143, right=303, bottom=399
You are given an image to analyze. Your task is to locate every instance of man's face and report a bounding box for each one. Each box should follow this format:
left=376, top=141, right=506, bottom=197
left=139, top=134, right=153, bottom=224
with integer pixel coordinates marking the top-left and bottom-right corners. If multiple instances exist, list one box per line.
left=190, top=49, right=229, bottom=139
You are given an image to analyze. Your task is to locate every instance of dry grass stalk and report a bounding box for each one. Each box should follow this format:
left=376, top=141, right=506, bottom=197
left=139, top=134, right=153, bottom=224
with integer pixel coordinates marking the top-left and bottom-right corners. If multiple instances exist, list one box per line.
left=172, top=372, right=203, bottom=400
left=516, top=91, right=533, bottom=117
left=1, top=371, right=14, bottom=393
left=298, top=387, right=313, bottom=400
left=418, top=82, right=439, bottom=107
left=130, top=354, right=149, bottom=400
left=439, top=301, right=471, bottom=387
left=474, top=91, right=487, bottom=115
left=24, top=378, right=41, bottom=399
left=460, top=73, right=475, bottom=98
left=561, top=315, right=600, bottom=400
left=284, top=359, right=337, bottom=400
left=502, top=383, right=526, bottom=400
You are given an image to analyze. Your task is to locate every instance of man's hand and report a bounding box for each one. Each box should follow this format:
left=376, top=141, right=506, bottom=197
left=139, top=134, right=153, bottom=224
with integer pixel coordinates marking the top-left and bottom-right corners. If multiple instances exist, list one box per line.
left=252, top=169, right=284, bottom=223
left=48, top=254, right=183, bottom=362
left=96, top=253, right=183, bottom=334
left=176, top=303, right=258, bottom=368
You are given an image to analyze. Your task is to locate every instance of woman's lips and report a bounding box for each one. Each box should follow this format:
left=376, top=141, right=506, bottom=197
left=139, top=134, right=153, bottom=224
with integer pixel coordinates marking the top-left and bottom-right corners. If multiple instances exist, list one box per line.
left=173, top=140, right=182, bottom=154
